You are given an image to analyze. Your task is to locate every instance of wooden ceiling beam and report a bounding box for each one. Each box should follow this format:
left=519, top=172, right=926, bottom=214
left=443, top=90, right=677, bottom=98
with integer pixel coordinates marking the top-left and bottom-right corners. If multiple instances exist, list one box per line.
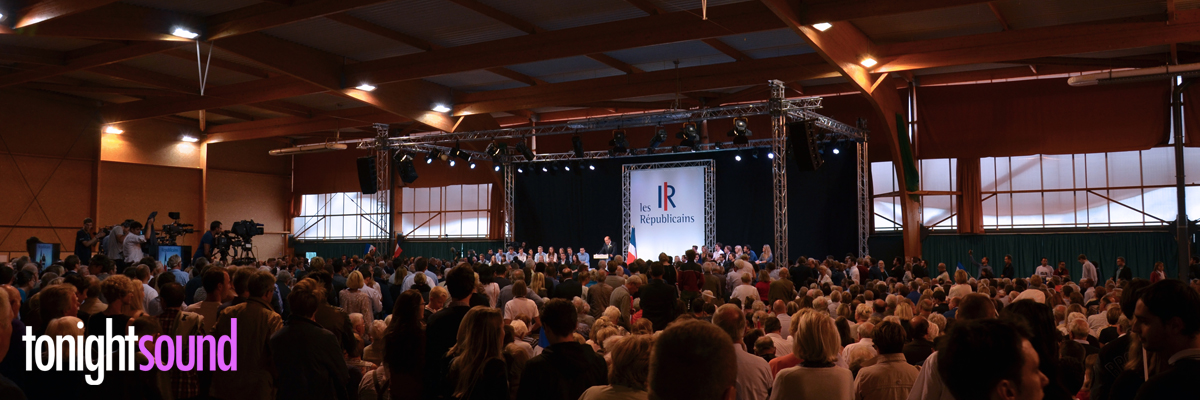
left=701, top=39, right=753, bottom=62
left=205, top=0, right=393, bottom=40
left=454, top=54, right=837, bottom=115
left=248, top=100, right=318, bottom=118
left=206, top=108, right=257, bottom=121
left=13, top=0, right=122, bottom=28
left=586, top=53, right=645, bottom=74
left=987, top=2, right=1011, bottom=31
left=622, top=0, right=663, bottom=15
left=99, top=76, right=324, bottom=123
left=163, top=49, right=273, bottom=79
left=0, top=41, right=182, bottom=88
left=444, top=0, right=543, bottom=34
left=22, top=82, right=187, bottom=97
left=214, top=32, right=462, bottom=132
left=326, top=12, right=544, bottom=86
left=876, top=10, right=1200, bottom=73
left=1002, top=56, right=1163, bottom=69
left=0, top=44, right=65, bottom=65
left=761, top=0, right=921, bottom=256
left=788, top=0, right=993, bottom=26
left=10, top=3, right=202, bottom=41
left=347, top=1, right=783, bottom=85
left=206, top=107, right=407, bottom=142
left=89, top=64, right=199, bottom=93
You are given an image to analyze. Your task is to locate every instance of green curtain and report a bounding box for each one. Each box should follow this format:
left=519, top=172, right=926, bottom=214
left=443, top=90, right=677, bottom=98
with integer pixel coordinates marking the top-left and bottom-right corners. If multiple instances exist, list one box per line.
left=870, top=231, right=1180, bottom=280
left=293, top=240, right=503, bottom=260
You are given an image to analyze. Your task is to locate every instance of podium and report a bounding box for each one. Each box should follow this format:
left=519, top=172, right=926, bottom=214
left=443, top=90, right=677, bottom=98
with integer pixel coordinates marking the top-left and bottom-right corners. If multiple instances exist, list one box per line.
left=593, top=254, right=609, bottom=270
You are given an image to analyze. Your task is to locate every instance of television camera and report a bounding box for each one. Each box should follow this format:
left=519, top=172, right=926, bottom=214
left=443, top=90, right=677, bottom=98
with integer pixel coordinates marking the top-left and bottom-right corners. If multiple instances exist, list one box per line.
left=156, top=212, right=196, bottom=245
left=215, top=219, right=264, bottom=264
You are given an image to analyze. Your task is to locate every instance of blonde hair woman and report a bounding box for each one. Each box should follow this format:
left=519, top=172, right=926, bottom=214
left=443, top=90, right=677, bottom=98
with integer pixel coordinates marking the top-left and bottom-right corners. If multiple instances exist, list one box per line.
left=769, top=312, right=853, bottom=400
left=530, top=272, right=546, bottom=298
left=757, top=244, right=773, bottom=265
left=340, top=270, right=383, bottom=327
left=580, top=334, right=654, bottom=400
left=445, top=307, right=508, bottom=400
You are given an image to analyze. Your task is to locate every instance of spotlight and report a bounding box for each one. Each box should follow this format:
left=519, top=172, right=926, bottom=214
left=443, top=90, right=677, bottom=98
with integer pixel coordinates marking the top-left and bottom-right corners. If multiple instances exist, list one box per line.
left=172, top=28, right=199, bottom=39
left=449, top=159, right=456, bottom=167
left=570, top=135, right=586, bottom=158
left=494, top=165, right=501, bottom=172
left=485, top=142, right=505, bottom=158
left=648, top=126, right=667, bottom=152
left=715, top=142, right=724, bottom=150
left=677, top=122, right=699, bottom=148
left=517, top=165, right=525, bottom=174
left=181, top=135, right=199, bottom=143
left=588, top=164, right=596, bottom=171
left=752, top=150, right=759, bottom=159
left=728, top=117, right=751, bottom=145
left=432, top=104, right=451, bottom=113
left=609, top=129, right=629, bottom=154
left=427, top=149, right=442, bottom=164
left=515, top=142, right=536, bottom=161
left=450, top=141, right=470, bottom=161
left=833, top=147, right=840, bottom=155
left=103, top=126, right=123, bottom=135
left=767, top=152, right=775, bottom=159
left=735, top=154, right=742, bottom=162
left=813, top=22, right=832, bottom=31
left=541, top=165, right=548, bottom=173
left=860, top=57, right=877, bottom=68
left=563, top=163, right=571, bottom=172
left=355, top=83, right=376, bottom=91
left=469, top=162, right=476, bottom=169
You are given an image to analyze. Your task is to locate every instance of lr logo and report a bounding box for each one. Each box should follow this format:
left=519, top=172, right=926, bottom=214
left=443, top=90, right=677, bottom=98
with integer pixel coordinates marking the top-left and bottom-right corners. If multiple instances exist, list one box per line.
left=658, top=182, right=676, bottom=211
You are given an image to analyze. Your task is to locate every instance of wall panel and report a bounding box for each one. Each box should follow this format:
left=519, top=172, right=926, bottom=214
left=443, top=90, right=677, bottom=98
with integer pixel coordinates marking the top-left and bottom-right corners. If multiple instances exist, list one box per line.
left=207, top=169, right=291, bottom=259
left=98, top=162, right=202, bottom=250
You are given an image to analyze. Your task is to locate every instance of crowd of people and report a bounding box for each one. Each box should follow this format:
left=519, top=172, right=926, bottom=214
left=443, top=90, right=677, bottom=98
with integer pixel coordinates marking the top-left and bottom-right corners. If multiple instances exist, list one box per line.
left=1, top=236, right=1199, bottom=400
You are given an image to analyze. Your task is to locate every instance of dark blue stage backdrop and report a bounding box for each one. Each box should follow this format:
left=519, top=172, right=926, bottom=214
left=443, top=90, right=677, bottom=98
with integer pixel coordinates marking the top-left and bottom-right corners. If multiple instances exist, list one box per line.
left=513, top=147, right=858, bottom=264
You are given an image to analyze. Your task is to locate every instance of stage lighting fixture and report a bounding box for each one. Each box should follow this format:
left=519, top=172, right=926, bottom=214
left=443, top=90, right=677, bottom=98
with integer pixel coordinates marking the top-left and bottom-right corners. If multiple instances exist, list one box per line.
left=450, top=141, right=468, bottom=160
left=449, top=159, right=456, bottom=167
left=833, top=147, right=840, bottom=155
left=469, top=162, right=476, bottom=169
left=648, top=127, right=667, bottom=152
left=729, top=117, right=751, bottom=145
left=541, top=165, right=549, bottom=173
left=427, top=149, right=442, bottom=164
left=563, top=162, right=571, bottom=172
left=588, top=164, right=596, bottom=171
left=752, top=150, right=759, bottom=159
left=767, top=152, right=775, bottom=159
left=572, top=136, right=585, bottom=158
left=714, top=142, right=724, bottom=150
left=172, top=28, right=199, bottom=39
left=516, top=142, right=536, bottom=161
left=493, top=165, right=501, bottom=172
left=677, top=122, right=699, bottom=148
left=485, top=142, right=505, bottom=158
left=517, top=165, right=525, bottom=174
left=609, top=129, right=629, bottom=154
left=735, top=153, right=742, bottom=162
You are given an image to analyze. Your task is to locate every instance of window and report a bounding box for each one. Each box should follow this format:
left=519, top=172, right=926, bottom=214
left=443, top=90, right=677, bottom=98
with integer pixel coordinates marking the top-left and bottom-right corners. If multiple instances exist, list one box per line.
left=294, top=191, right=391, bottom=240
left=981, top=148, right=1200, bottom=229
left=400, top=184, right=492, bottom=239
left=872, top=158, right=957, bottom=231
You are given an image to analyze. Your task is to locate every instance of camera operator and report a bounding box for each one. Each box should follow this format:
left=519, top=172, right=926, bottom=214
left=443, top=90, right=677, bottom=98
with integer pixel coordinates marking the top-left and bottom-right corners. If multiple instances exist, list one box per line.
left=102, top=220, right=131, bottom=266
left=197, top=221, right=222, bottom=262
left=122, top=219, right=152, bottom=265
left=74, top=218, right=106, bottom=264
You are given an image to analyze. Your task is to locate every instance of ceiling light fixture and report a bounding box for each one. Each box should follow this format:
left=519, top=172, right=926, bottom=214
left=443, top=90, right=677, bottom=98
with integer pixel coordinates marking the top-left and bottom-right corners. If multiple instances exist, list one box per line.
left=356, top=83, right=376, bottom=91
left=813, top=22, right=832, bottom=31
left=172, top=28, right=199, bottom=39
left=432, top=104, right=451, bottom=113
left=181, top=135, right=199, bottom=143
left=728, top=117, right=751, bottom=145
left=103, top=126, right=123, bottom=134
left=268, top=142, right=348, bottom=156
left=860, top=57, right=877, bottom=68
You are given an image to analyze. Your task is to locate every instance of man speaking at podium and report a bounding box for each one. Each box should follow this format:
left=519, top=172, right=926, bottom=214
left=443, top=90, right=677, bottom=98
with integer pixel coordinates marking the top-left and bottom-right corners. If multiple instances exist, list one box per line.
left=599, top=236, right=616, bottom=258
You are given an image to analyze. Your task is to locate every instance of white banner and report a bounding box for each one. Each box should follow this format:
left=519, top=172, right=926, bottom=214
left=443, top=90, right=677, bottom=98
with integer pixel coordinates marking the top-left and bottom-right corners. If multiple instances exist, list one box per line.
left=628, top=165, right=706, bottom=259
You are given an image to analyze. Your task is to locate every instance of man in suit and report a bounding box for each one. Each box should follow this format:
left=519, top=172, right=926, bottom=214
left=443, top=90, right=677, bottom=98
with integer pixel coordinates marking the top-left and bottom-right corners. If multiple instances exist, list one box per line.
left=1114, top=256, right=1132, bottom=283
left=599, top=236, right=616, bottom=258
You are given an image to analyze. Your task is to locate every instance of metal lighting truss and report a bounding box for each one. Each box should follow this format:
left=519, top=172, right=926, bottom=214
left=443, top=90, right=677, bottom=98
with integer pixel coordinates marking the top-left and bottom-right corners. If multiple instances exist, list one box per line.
left=857, top=141, right=870, bottom=258
left=503, top=164, right=515, bottom=244
left=621, top=160, right=716, bottom=259
left=768, top=80, right=788, bottom=267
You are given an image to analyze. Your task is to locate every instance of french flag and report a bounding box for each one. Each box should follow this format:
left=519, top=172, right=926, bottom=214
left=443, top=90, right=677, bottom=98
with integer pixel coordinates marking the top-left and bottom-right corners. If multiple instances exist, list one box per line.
left=365, top=244, right=377, bottom=255
left=393, top=242, right=403, bottom=258
left=627, top=228, right=637, bottom=264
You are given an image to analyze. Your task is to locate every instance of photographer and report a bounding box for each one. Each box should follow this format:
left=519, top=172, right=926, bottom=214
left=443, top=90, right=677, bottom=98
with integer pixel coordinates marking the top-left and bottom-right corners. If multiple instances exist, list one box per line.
left=197, top=221, right=222, bottom=262
left=74, top=218, right=106, bottom=264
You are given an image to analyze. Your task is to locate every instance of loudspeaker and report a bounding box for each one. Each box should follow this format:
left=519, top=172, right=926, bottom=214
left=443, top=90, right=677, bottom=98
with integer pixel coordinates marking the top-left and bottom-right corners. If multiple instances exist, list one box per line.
left=787, top=121, right=823, bottom=171
left=397, top=157, right=418, bottom=184
left=357, top=156, right=378, bottom=194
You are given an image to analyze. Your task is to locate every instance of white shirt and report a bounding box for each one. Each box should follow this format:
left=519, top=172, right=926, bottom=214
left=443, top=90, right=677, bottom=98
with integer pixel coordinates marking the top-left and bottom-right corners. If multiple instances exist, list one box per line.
left=143, top=283, right=162, bottom=316
left=1035, top=265, right=1054, bottom=279
left=731, top=284, right=760, bottom=305
left=123, top=233, right=146, bottom=263
left=504, top=297, right=539, bottom=321
left=1081, top=261, right=1098, bottom=283
left=766, top=332, right=793, bottom=357
left=948, top=284, right=972, bottom=300
left=908, top=352, right=954, bottom=400
left=733, top=343, right=773, bottom=400
left=838, top=338, right=878, bottom=369
left=1088, top=313, right=1109, bottom=337
left=777, top=313, right=792, bottom=338
left=849, top=266, right=861, bottom=285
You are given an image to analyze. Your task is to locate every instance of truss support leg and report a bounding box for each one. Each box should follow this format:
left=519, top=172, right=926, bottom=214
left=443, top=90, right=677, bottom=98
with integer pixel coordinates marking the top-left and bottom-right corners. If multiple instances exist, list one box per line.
left=504, top=163, right=515, bottom=245
left=769, top=80, right=788, bottom=266
left=857, top=141, right=870, bottom=258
